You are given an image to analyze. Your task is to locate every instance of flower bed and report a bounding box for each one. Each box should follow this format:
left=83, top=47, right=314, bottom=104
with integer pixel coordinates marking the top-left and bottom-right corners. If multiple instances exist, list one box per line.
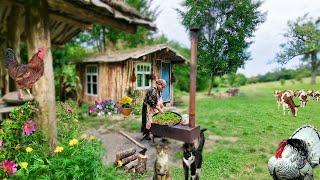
left=0, top=101, right=107, bottom=179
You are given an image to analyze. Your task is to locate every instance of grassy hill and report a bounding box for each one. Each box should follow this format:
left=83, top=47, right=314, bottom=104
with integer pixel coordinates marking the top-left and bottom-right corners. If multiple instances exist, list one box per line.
left=171, top=77, right=320, bottom=179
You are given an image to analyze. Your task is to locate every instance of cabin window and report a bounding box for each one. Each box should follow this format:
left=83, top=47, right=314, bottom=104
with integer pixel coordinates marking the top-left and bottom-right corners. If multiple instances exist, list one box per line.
left=85, top=65, right=98, bottom=96
left=136, top=63, right=151, bottom=89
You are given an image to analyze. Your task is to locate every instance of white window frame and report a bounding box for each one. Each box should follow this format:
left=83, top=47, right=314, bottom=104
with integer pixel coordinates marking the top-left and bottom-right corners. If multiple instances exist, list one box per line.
left=135, top=62, right=151, bottom=90
left=85, top=64, right=99, bottom=96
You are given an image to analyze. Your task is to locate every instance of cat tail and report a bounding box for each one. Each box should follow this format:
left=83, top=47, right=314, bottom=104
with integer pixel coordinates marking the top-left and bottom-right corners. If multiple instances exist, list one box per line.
left=197, top=128, right=207, bottom=152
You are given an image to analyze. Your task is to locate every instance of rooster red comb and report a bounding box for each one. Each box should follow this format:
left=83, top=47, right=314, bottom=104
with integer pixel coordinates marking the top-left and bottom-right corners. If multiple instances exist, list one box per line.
left=37, top=47, right=45, bottom=60
left=275, top=139, right=287, bottom=159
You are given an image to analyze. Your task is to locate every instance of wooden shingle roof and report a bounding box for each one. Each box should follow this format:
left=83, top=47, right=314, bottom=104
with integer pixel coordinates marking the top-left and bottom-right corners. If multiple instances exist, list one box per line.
left=0, top=0, right=156, bottom=45
left=81, top=44, right=187, bottom=63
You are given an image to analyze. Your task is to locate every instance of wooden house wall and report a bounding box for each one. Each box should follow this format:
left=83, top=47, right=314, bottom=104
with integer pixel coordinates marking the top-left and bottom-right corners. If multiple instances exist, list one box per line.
left=78, top=51, right=175, bottom=105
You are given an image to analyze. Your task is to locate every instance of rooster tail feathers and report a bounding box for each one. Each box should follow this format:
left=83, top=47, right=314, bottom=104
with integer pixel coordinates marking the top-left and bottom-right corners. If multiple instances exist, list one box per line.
left=4, top=48, right=18, bottom=68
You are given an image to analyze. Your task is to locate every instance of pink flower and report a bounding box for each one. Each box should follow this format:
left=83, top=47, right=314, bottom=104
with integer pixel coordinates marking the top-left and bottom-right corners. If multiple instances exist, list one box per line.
left=0, top=140, right=3, bottom=147
left=2, top=160, right=17, bottom=176
left=22, top=120, right=36, bottom=136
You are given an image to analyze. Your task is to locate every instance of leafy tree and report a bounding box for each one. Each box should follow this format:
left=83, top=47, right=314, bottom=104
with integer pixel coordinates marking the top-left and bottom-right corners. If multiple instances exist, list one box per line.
left=275, top=14, right=320, bottom=84
left=179, top=0, right=265, bottom=95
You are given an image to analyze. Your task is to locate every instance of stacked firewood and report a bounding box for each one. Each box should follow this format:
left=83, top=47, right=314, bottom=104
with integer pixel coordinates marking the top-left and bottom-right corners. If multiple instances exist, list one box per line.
left=116, top=131, right=148, bottom=174
left=115, top=147, right=139, bottom=171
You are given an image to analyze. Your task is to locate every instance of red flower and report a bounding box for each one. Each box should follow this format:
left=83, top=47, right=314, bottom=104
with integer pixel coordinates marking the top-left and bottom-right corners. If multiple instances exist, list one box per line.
left=2, top=160, right=17, bottom=176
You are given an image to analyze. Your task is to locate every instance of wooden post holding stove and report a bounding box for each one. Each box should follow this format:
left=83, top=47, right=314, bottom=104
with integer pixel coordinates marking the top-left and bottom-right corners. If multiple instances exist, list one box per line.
left=151, top=28, right=201, bottom=143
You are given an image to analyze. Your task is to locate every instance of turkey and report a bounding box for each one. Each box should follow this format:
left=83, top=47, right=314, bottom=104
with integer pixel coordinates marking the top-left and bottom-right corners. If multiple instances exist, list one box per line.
left=268, top=125, right=320, bottom=180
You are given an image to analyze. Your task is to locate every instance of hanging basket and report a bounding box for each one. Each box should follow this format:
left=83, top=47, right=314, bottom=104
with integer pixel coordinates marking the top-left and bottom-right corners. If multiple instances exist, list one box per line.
left=121, top=108, right=133, bottom=116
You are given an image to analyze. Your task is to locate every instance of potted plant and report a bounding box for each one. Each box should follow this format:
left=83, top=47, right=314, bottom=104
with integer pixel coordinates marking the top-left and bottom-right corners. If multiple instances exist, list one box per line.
left=119, top=96, right=133, bottom=116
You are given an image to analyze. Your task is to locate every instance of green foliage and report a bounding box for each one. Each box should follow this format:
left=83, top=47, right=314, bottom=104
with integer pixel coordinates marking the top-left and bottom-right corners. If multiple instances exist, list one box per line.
left=0, top=102, right=107, bottom=179
left=275, top=15, right=320, bottom=83
left=178, top=0, right=265, bottom=92
left=248, top=66, right=313, bottom=83
left=280, top=79, right=286, bottom=85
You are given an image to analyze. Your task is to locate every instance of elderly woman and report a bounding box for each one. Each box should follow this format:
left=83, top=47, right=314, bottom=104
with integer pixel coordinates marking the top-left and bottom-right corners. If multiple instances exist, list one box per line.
left=141, top=79, right=167, bottom=141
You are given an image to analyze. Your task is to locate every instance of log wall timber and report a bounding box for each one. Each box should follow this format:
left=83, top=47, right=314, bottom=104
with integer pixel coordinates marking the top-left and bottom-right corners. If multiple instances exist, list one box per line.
left=80, top=52, right=176, bottom=105
left=26, top=0, right=57, bottom=151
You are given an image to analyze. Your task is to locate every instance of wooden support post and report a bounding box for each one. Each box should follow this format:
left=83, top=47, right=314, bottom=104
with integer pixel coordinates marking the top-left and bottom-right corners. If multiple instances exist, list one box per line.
left=189, top=28, right=199, bottom=128
left=25, top=0, right=57, bottom=151
left=6, top=4, right=24, bottom=92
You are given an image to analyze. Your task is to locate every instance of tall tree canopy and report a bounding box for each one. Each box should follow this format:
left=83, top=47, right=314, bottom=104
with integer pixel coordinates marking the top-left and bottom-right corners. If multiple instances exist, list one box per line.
left=275, top=15, right=320, bottom=84
left=179, top=0, right=265, bottom=94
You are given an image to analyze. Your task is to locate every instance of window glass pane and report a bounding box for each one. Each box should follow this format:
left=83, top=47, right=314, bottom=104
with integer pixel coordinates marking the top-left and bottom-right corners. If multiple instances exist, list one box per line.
left=93, top=84, right=97, bottom=94
left=87, top=83, right=91, bottom=94
left=144, top=66, right=147, bottom=72
left=87, top=75, right=91, bottom=83
left=147, top=66, right=150, bottom=72
left=145, top=75, right=150, bottom=86
left=92, top=75, right=97, bottom=83
left=92, top=67, right=97, bottom=73
left=137, top=74, right=143, bottom=87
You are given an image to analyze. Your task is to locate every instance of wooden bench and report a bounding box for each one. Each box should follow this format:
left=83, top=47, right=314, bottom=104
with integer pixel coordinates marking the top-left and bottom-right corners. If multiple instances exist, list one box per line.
left=0, top=106, right=18, bottom=120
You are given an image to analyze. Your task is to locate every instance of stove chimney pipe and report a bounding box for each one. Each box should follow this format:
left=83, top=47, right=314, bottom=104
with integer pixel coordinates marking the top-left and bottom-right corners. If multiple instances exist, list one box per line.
left=189, top=28, right=199, bottom=128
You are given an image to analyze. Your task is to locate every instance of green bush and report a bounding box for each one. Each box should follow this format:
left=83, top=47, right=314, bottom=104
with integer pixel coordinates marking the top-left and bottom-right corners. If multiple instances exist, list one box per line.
left=0, top=101, right=106, bottom=179
left=280, top=79, right=286, bottom=85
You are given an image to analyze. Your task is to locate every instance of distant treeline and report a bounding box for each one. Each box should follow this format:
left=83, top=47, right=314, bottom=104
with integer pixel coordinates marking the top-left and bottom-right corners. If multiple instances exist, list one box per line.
left=247, top=66, right=314, bottom=84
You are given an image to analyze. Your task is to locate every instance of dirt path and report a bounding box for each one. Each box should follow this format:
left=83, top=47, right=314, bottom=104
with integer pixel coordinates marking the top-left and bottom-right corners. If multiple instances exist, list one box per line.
left=88, top=128, right=184, bottom=169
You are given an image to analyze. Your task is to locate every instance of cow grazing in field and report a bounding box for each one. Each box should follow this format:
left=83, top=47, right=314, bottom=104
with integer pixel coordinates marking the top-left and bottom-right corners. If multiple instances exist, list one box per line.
left=296, top=90, right=308, bottom=107
left=280, top=91, right=299, bottom=117
left=307, top=90, right=314, bottom=100
left=274, top=90, right=283, bottom=110
left=313, top=91, right=320, bottom=101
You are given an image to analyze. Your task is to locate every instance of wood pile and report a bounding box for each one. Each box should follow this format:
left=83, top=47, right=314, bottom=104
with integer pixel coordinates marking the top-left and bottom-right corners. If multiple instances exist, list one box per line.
left=115, top=131, right=148, bottom=174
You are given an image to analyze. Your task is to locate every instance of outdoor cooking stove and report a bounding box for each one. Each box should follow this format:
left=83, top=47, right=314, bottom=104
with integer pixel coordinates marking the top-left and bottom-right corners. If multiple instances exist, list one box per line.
left=151, top=28, right=201, bottom=143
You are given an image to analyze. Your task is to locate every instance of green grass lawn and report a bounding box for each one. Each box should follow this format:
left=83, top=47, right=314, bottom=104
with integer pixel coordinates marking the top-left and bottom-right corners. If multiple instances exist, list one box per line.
left=170, top=77, right=320, bottom=179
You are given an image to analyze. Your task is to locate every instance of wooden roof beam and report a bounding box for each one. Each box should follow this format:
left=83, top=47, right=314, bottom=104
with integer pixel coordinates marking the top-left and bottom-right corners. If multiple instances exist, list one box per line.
left=49, top=13, right=92, bottom=30
left=48, top=0, right=137, bottom=34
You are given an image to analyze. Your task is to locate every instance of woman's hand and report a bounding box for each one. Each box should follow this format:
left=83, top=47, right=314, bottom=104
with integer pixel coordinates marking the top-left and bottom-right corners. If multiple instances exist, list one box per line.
left=146, top=120, right=152, bottom=129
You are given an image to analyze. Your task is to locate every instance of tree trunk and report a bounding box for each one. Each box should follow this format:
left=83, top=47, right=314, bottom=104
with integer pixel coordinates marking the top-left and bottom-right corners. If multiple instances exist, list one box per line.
left=310, top=52, right=318, bottom=84
left=7, top=4, right=24, bottom=92
left=25, top=0, right=57, bottom=151
left=207, top=74, right=214, bottom=96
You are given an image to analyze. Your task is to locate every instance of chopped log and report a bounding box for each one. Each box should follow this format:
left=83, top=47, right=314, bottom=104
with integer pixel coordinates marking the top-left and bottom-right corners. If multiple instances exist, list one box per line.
left=115, top=147, right=136, bottom=162
left=120, top=154, right=137, bottom=166
left=124, top=159, right=138, bottom=171
left=135, top=154, right=147, bottom=174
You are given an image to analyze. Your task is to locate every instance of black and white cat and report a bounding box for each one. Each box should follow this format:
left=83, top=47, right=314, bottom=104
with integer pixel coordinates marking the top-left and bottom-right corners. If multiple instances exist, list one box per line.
left=182, top=128, right=207, bottom=180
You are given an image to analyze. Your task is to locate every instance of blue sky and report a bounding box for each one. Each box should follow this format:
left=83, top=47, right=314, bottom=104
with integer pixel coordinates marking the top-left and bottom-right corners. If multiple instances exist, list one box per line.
left=151, top=0, right=320, bottom=77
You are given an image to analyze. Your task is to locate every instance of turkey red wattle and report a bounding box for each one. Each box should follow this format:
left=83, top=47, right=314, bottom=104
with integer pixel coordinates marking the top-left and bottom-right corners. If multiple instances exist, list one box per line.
left=275, top=140, right=288, bottom=159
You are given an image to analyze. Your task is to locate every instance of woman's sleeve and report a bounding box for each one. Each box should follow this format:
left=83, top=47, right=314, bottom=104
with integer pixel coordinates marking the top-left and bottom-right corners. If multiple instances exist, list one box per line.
left=145, top=89, right=158, bottom=109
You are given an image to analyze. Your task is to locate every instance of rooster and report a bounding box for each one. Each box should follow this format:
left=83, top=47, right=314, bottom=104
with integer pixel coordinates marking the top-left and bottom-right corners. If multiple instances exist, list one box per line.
left=4, top=48, right=45, bottom=100
left=268, top=125, right=320, bottom=180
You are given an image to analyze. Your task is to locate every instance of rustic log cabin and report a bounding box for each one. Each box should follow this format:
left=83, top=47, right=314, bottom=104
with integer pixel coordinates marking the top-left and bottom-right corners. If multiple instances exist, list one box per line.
left=77, top=44, right=186, bottom=105
left=0, top=0, right=155, bottom=148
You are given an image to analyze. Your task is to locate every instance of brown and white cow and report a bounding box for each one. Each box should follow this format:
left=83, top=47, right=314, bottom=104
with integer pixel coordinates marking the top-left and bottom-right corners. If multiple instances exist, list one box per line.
left=274, top=90, right=283, bottom=110
left=296, top=90, right=308, bottom=107
left=280, top=91, right=299, bottom=117
left=313, top=91, right=320, bottom=101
